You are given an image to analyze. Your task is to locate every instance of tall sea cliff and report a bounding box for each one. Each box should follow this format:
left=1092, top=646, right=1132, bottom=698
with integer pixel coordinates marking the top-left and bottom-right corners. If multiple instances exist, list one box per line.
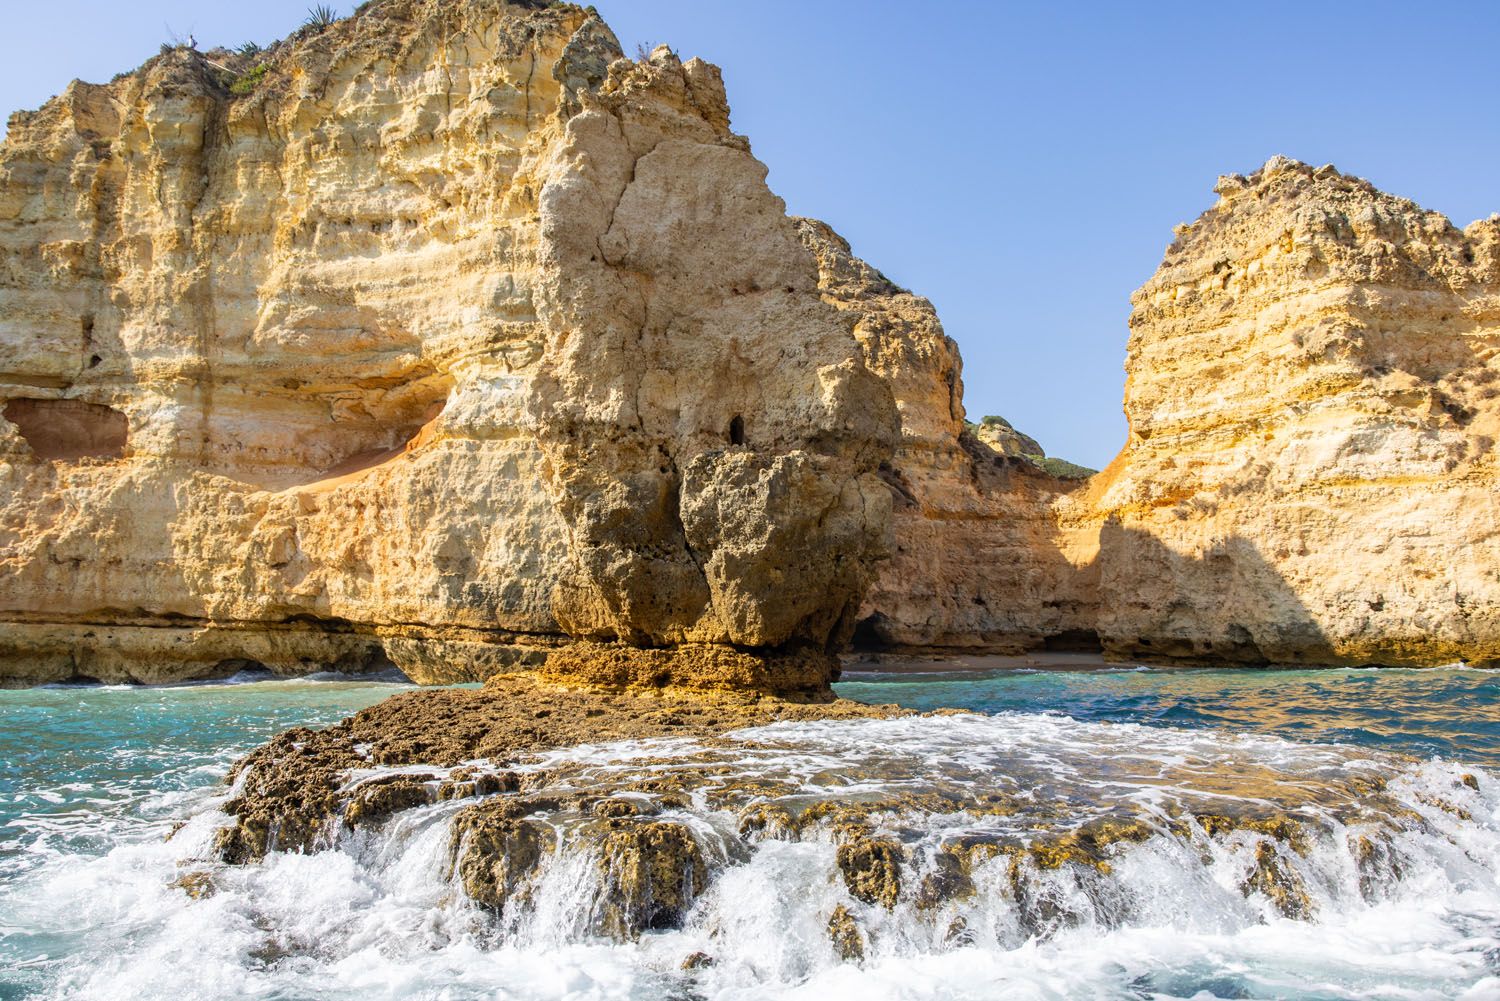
left=1, top=0, right=1497, bottom=684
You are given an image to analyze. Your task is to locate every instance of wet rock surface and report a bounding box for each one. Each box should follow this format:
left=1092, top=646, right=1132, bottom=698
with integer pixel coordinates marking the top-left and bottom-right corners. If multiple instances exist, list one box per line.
left=212, top=703, right=1485, bottom=947
left=835, top=832, right=904, bottom=909
left=215, top=673, right=903, bottom=863
left=450, top=803, right=550, bottom=912
left=594, top=821, right=708, bottom=937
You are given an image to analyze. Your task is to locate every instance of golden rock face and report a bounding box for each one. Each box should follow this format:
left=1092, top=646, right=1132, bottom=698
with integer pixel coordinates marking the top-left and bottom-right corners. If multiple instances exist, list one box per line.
left=0, top=1, right=1493, bottom=684
left=0, top=1, right=897, bottom=685
left=1086, top=156, right=1500, bottom=666
left=841, top=156, right=1500, bottom=668
left=795, top=219, right=1100, bottom=654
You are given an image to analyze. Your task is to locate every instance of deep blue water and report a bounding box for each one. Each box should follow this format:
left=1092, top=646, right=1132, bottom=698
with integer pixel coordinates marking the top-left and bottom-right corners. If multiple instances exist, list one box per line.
left=837, top=662, right=1500, bottom=767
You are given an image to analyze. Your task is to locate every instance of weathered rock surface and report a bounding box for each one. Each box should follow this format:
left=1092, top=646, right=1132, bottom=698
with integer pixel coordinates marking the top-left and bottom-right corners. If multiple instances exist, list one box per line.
left=795, top=220, right=1099, bottom=653
left=842, top=156, right=1500, bottom=667
left=213, top=674, right=1458, bottom=944
left=1, top=0, right=1495, bottom=681
left=214, top=671, right=903, bottom=864
left=0, top=0, right=894, bottom=685
left=1076, top=156, right=1500, bottom=666
left=972, top=416, right=1044, bottom=461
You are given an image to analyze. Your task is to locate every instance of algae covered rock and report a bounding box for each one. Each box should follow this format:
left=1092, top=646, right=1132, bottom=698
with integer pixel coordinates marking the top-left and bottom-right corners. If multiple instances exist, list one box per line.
left=450, top=802, right=551, bottom=912
left=594, top=821, right=708, bottom=938
left=835, top=830, right=904, bottom=909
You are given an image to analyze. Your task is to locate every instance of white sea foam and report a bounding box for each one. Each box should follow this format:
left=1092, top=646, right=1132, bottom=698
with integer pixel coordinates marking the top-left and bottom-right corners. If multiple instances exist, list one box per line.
left=2, top=713, right=1499, bottom=1000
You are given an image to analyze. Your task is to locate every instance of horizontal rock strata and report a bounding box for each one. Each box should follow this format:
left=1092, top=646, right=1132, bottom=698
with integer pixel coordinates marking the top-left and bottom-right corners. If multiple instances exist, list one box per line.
left=0, top=0, right=894, bottom=685
left=1, top=0, right=1495, bottom=680
left=850, top=157, right=1500, bottom=668
left=1083, top=156, right=1500, bottom=666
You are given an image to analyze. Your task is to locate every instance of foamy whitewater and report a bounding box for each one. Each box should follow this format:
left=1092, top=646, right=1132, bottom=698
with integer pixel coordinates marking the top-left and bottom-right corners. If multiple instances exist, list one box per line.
left=2, top=667, right=1499, bottom=1000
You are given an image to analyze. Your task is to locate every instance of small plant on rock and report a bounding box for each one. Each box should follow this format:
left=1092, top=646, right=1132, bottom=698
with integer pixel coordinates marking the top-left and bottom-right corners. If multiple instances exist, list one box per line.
left=305, top=5, right=339, bottom=29
left=236, top=41, right=264, bottom=58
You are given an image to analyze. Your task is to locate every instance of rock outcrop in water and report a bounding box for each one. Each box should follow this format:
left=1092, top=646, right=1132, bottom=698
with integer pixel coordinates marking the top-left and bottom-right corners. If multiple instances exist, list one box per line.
left=0, top=0, right=895, bottom=686
left=214, top=671, right=903, bottom=865
left=1083, top=156, right=1500, bottom=666
left=209, top=681, right=1494, bottom=952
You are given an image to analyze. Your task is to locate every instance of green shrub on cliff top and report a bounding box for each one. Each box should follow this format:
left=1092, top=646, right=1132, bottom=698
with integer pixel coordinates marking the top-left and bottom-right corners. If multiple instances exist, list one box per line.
left=229, top=64, right=269, bottom=96
left=1032, top=456, right=1097, bottom=480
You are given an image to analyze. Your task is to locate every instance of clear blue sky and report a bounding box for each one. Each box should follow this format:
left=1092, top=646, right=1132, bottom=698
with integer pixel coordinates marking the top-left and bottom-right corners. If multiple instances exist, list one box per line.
left=3, top=2, right=1497, bottom=469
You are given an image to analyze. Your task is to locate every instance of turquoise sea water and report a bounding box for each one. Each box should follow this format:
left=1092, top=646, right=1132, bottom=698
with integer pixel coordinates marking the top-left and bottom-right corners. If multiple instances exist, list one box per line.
left=1, top=665, right=1498, bottom=1000
left=0, top=674, right=416, bottom=861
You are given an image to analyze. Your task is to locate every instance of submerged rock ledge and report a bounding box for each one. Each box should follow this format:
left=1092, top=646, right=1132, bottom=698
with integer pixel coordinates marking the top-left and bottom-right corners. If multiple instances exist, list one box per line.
left=202, top=674, right=1492, bottom=951
left=214, top=670, right=906, bottom=865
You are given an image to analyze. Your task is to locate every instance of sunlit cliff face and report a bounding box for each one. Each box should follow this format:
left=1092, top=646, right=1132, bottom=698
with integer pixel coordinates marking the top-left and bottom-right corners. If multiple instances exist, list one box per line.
left=847, top=155, right=1500, bottom=670
left=3, top=0, right=1499, bottom=688
left=0, top=2, right=897, bottom=687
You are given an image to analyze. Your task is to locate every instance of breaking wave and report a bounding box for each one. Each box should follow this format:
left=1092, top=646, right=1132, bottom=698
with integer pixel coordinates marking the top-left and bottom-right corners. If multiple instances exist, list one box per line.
left=4, top=695, right=1499, bottom=1000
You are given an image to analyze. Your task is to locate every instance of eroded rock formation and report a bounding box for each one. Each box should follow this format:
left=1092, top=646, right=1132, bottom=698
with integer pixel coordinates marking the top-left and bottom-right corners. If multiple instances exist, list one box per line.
left=1, top=0, right=1495, bottom=684
left=795, top=220, right=1099, bottom=653
left=1084, top=156, right=1500, bottom=666
left=853, top=155, right=1500, bottom=667
left=0, top=0, right=894, bottom=686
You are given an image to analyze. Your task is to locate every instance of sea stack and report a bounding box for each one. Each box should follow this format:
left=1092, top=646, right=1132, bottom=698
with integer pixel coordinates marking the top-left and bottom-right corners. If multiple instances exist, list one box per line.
left=1081, top=156, right=1500, bottom=666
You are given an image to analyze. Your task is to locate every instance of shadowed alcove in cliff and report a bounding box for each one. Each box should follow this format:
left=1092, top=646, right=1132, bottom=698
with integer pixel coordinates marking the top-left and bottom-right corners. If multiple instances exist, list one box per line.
left=854, top=450, right=1104, bottom=655
left=1094, top=519, right=1334, bottom=666
left=3, top=398, right=129, bottom=461
left=853, top=486, right=1339, bottom=666
left=303, top=395, right=450, bottom=487
left=212, top=372, right=455, bottom=492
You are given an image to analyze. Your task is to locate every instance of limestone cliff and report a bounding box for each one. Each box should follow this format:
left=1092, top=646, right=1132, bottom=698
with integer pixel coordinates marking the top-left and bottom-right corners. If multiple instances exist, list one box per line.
left=1082, top=157, right=1500, bottom=666
left=852, top=154, right=1500, bottom=667
left=0, top=0, right=895, bottom=686
left=2, top=1, right=1494, bottom=684
left=794, top=220, right=1098, bottom=653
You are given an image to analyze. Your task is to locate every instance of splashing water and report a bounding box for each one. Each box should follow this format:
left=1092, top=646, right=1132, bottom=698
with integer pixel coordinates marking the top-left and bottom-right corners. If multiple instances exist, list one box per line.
left=2, top=668, right=1499, bottom=1000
